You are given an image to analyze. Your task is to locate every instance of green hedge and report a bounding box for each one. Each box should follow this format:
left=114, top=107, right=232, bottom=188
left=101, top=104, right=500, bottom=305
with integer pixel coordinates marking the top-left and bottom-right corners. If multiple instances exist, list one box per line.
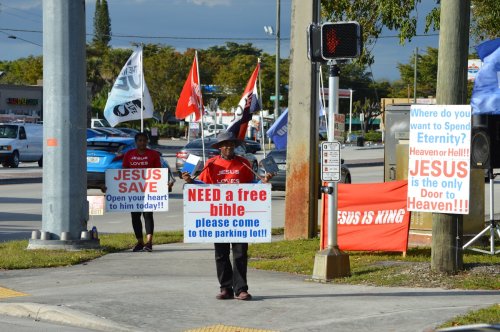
left=155, top=124, right=184, bottom=138
left=363, top=130, right=382, bottom=142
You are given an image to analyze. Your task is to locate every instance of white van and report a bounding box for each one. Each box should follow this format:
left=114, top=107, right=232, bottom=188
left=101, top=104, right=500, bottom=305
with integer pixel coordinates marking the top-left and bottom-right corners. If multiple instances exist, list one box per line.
left=0, top=123, right=43, bottom=168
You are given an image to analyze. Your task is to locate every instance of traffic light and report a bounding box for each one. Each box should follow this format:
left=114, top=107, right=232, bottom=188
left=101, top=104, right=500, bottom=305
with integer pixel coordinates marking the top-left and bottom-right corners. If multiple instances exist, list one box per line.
left=321, top=22, right=362, bottom=60
left=307, top=24, right=323, bottom=62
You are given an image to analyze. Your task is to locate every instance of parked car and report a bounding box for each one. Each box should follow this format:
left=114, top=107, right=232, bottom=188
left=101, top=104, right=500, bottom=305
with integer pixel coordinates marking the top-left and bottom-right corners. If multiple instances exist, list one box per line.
left=203, top=123, right=227, bottom=137
left=243, top=139, right=261, bottom=154
left=87, top=128, right=104, bottom=139
left=175, top=138, right=258, bottom=178
left=86, top=137, right=175, bottom=192
left=257, top=149, right=351, bottom=191
left=92, top=127, right=129, bottom=137
left=91, top=118, right=111, bottom=128
left=202, top=132, right=261, bottom=154
left=0, top=123, right=43, bottom=168
left=115, top=127, right=141, bottom=137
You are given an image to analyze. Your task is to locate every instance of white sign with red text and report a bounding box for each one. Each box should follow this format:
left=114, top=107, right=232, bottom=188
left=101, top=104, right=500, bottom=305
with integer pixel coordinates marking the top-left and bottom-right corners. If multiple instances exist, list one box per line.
left=183, top=184, right=272, bottom=243
left=105, top=168, right=169, bottom=212
left=407, top=105, right=471, bottom=214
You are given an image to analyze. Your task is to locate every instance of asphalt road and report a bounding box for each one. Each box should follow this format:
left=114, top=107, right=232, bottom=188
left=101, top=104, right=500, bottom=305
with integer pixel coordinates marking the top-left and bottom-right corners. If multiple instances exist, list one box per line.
left=0, top=141, right=384, bottom=242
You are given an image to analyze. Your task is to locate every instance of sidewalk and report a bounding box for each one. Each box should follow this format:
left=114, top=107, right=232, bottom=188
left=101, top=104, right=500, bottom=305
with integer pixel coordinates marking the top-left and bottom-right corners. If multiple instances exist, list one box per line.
left=0, top=241, right=499, bottom=332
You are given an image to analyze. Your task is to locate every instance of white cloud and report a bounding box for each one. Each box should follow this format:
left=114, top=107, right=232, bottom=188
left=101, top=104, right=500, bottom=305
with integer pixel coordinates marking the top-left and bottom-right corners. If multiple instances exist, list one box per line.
left=186, top=0, right=231, bottom=7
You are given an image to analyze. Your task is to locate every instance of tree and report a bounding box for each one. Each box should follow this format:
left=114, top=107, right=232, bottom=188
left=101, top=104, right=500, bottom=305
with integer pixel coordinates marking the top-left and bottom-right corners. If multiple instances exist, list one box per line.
left=391, top=47, right=439, bottom=98
left=470, top=0, right=500, bottom=42
left=0, top=56, right=43, bottom=85
left=92, top=0, right=111, bottom=48
left=424, top=0, right=499, bottom=43
left=321, top=0, right=440, bottom=65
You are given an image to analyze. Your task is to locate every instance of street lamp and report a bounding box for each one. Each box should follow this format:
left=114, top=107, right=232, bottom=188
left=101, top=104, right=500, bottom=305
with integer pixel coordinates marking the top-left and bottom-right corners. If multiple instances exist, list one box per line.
left=6, top=34, right=42, bottom=47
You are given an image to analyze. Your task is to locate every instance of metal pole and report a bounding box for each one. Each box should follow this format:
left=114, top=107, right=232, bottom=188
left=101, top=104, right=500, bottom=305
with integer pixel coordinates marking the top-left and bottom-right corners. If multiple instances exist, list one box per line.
left=274, top=0, right=280, bottom=121
left=327, top=63, right=340, bottom=248
left=40, top=0, right=87, bottom=241
left=140, top=45, right=144, bottom=132
left=348, top=88, right=353, bottom=140
left=257, top=58, right=267, bottom=157
left=196, top=51, right=206, bottom=163
left=414, top=47, right=418, bottom=103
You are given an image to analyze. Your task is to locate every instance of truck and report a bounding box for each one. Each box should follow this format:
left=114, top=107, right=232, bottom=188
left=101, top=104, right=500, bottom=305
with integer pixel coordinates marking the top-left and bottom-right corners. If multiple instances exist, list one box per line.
left=91, top=118, right=111, bottom=128
left=0, top=123, right=43, bottom=168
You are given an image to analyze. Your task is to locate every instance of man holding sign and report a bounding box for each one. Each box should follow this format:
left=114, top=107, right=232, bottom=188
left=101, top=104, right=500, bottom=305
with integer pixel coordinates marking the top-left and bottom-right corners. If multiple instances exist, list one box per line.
left=182, top=132, right=273, bottom=301
left=123, top=132, right=162, bottom=252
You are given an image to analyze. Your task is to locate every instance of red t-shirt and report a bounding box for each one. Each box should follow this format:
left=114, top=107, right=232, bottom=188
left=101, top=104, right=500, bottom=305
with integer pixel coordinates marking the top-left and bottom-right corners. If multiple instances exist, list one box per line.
left=122, top=149, right=161, bottom=169
left=198, top=155, right=254, bottom=184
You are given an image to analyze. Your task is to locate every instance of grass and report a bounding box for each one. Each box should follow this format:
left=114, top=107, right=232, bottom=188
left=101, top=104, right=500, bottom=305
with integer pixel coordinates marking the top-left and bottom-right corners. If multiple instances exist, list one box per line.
left=0, top=231, right=182, bottom=270
left=439, top=304, right=500, bottom=328
left=0, top=229, right=283, bottom=270
left=248, top=238, right=500, bottom=290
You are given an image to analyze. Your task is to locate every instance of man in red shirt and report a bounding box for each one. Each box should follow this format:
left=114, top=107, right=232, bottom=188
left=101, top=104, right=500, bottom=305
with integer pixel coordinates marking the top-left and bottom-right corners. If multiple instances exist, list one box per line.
left=182, top=132, right=273, bottom=301
left=123, top=132, right=161, bottom=252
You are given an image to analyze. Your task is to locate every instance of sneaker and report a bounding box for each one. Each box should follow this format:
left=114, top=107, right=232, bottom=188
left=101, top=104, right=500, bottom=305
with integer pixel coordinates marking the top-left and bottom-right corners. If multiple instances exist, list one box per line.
left=216, top=288, right=234, bottom=300
left=143, top=242, right=153, bottom=252
left=132, top=243, right=144, bottom=252
left=235, top=291, right=252, bottom=301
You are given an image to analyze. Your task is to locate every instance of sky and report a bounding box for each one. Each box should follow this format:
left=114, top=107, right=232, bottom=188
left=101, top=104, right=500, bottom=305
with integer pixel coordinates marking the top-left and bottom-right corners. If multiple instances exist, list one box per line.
left=0, top=0, right=447, bottom=82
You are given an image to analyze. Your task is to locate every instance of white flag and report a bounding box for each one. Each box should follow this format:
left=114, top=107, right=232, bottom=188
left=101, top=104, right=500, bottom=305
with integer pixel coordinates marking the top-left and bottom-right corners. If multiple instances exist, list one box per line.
left=103, top=47, right=154, bottom=127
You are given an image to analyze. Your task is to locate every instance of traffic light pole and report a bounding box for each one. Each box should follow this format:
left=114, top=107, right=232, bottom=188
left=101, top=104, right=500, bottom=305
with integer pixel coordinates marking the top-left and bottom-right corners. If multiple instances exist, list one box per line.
left=327, top=63, right=339, bottom=248
left=312, top=61, right=350, bottom=281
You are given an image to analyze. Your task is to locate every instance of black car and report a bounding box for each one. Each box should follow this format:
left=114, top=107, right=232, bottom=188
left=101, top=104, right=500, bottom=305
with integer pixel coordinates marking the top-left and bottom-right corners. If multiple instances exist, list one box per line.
left=257, top=149, right=351, bottom=191
left=175, top=138, right=258, bottom=177
left=243, top=139, right=261, bottom=154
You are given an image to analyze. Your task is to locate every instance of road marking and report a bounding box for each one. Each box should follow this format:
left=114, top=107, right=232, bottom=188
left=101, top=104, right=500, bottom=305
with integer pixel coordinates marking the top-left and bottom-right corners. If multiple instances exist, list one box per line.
left=0, top=286, right=28, bottom=300
left=185, top=325, right=276, bottom=332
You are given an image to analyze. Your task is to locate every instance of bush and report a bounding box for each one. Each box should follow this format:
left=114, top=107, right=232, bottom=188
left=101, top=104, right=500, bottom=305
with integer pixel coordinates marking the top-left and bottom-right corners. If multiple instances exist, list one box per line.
left=156, top=123, right=184, bottom=138
left=363, top=130, right=382, bottom=142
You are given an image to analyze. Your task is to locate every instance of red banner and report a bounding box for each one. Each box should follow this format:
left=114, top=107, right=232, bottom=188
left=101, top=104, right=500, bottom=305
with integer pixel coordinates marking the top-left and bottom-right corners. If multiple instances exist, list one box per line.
left=321, top=180, right=410, bottom=252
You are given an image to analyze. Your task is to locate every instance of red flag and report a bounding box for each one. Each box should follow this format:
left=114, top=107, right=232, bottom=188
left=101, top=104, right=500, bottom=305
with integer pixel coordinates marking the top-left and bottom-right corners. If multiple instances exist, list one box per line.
left=226, top=63, right=261, bottom=139
left=176, top=56, right=203, bottom=121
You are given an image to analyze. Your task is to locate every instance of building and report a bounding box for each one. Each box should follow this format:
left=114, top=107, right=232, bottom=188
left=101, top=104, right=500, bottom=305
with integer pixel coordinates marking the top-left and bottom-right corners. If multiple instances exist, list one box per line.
left=0, top=84, right=43, bottom=123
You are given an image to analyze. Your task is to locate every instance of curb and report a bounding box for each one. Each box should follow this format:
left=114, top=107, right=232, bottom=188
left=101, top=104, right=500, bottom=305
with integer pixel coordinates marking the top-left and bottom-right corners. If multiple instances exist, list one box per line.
left=0, top=302, right=138, bottom=332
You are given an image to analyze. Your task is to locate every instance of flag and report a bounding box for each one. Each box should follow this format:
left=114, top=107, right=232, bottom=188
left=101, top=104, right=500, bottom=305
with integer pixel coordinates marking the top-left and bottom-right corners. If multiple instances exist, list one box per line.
left=266, top=108, right=288, bottom=149
left=226, top=63, right=261, bottom=139
left=176, top=56, right=203, bottom=121
left=471, top=38, right=500, bottom=115
left=103, top=47, right=154, bottom=127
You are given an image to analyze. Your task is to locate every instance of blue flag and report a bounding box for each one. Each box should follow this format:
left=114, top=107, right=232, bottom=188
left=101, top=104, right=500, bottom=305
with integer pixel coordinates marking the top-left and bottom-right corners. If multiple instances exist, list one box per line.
left=471, top=38, right=500, bottom=115
left=266, top=108, right=288, bottom=149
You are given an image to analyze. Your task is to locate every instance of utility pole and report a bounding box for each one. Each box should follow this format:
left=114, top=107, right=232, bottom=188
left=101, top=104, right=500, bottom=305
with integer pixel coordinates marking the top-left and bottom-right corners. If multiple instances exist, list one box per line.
left=284, top=0, right=320, bottom=239
left=29, top=0, right=97, bottom=249
left=432, top=0, right=470, bottom=273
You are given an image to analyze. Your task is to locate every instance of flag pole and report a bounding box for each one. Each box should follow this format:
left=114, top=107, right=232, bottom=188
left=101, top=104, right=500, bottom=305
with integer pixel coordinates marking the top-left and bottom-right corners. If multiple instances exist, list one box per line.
left=140, top=44, right=144, bottom=133
left=196, top=51, right=206, bottom=163
left=257, top=58, right=267, bottom=157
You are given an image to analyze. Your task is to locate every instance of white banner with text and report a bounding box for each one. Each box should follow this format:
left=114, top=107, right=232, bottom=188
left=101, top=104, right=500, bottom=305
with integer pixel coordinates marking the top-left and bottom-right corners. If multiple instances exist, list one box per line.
left=105, top=168, right=169, bottom=212
left=407, top=105, right=471, bottom=214
left=183, top=184, right=272, bottom=243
